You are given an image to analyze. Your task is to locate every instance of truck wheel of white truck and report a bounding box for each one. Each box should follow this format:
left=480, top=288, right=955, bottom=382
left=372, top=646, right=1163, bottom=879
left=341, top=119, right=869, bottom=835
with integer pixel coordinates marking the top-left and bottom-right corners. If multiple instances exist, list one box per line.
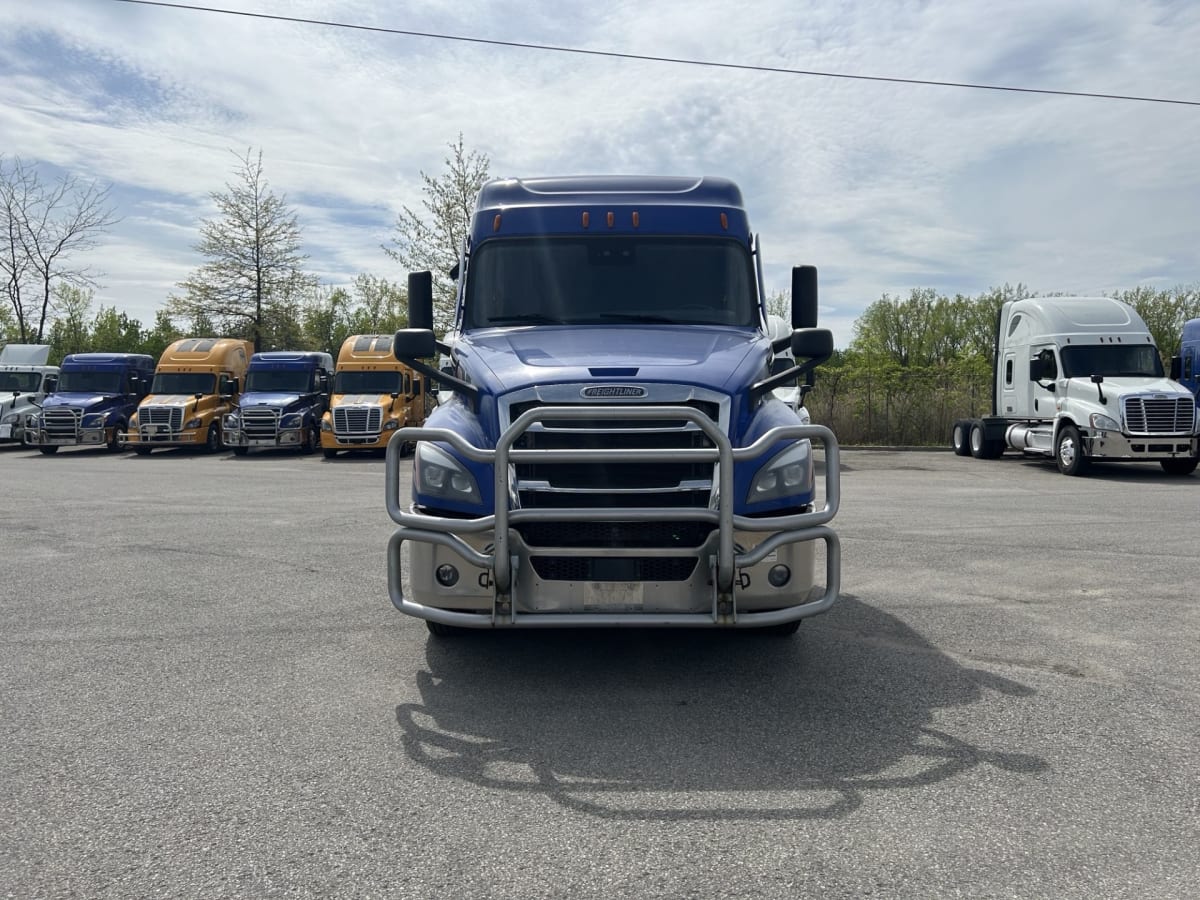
left=1055, top=424, right=1090, bottom=476
left=1160, top=457, right=1199, bottom=476
left=951, top=420, right=972, bottom=456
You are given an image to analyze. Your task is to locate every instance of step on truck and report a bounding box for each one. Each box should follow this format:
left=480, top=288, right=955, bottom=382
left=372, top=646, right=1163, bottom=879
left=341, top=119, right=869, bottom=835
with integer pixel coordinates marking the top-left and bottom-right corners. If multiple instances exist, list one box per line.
left=224, top=351, right=334, bottom=455
left=125, top=337, right=252, bottom=455
left=386, top=175, right=841, bottom=633
left=952, top=296, right=1199, bottom=476
left=320, top=334, right=426, bottom=459
left=0, top=344, right=59, bottom=447
left=26, top=352, right=155, bottom=453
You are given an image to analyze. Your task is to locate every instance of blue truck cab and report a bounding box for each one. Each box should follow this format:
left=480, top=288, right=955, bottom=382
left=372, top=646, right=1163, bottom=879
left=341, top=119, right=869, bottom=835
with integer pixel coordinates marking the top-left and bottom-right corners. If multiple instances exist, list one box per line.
left=27, top=352, right=154, bottom=454
left=223, top=351, right=334, bottom=455
left=1172, top=318, right=1200, bottom=402
left=386, top=175, right=841, bottom=633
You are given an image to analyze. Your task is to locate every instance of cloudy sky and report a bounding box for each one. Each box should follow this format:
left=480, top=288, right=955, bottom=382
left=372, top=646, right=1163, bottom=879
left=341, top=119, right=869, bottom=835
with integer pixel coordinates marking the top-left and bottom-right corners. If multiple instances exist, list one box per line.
left=2, top=0, right=1198, bottom=347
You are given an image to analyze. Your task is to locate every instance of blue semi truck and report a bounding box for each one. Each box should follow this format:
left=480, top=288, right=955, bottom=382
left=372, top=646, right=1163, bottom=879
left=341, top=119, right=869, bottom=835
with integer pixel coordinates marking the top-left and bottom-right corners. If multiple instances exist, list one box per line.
left=386, top=175, right=841, bottom=634
left=223, top=351, right=334, bottom=455
left=26, top=352, right=155, bottom=454
left=1173, top=318, right=1200, bottom=401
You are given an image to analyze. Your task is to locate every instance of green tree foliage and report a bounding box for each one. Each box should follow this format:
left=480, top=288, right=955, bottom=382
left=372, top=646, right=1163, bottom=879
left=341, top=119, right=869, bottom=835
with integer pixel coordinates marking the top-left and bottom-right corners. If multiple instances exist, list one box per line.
left=169, top=149, right=314, bottom=352
left=46, top=284, right=94, bottom=361
left=1116, top=285, right=1200, bottom=365
left=384, top=134, right=490, bottom=332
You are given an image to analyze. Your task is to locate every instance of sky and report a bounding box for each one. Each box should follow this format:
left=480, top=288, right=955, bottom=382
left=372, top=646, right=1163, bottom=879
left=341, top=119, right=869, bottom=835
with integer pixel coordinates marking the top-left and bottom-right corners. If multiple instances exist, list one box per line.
left=2, top=0, right=1199, bottom=349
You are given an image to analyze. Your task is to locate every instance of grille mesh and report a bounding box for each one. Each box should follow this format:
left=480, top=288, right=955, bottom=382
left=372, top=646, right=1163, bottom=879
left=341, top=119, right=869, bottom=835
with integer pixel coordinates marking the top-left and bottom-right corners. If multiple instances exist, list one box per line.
left=1123, top=397, right=1195, bottom=435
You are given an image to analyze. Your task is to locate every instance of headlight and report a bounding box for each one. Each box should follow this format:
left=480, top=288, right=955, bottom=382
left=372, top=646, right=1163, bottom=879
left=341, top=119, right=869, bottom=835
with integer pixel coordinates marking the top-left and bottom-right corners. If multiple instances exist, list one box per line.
left=280, top=413, right=303, bottom=429
left=384, top=419, right=400, bottom=431
left=129, top=413, right=139, bottom=426
left=321, top=418, right=332, bottom=432
left=1, top=412, right=19, bottom=425
left=184, top=417, right=203, bottom=429
left=82, top=412, right=107, bottom=429
left=1090, top=413, right=1120, bottom=432
left=224, top=414, right=241, bottom=430
left=415, top=443, right=480, bottom=503
left=747, top=440, right=813, bottom=504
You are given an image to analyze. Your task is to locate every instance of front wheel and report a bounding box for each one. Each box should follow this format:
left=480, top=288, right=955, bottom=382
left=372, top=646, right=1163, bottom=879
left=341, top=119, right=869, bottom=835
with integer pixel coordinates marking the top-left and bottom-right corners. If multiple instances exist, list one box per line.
left=108, top=423, right=125, bottom=452
left=302, top=426, right=320, bottom=455
left=1160, top=457, right=1199, bottom=476
left=758, top=619, right=802, bottom=637
left=1056, top=424, right=1090, bottom=476
left=232, top=446, right=249, bottom=457
left=204, top=422, right=221, bottom=453
left=323, top=447, right=338, bottom=459
left=134, top=445, right=152, bottom=456
left=39, top=445, right=59, bottom=456
left=426, top=620, right=467, bottom=638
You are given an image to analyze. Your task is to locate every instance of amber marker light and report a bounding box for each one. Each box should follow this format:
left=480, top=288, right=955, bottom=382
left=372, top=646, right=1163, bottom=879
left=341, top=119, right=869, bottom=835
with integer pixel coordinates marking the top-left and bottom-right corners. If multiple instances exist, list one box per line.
left=606, top=211, right=615, bottom=228
left=720, top=212, right=728, bottom=230
left=493, top=214, right=502, bottom=232
left=582, top=211, right=590, bottom=228
left=632, top=211, right=640, bottom=227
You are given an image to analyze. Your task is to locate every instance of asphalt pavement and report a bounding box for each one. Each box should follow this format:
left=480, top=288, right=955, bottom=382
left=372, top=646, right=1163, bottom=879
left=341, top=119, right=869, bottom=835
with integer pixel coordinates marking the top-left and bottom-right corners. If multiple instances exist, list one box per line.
left=1, top=442, right=1197, bottom=899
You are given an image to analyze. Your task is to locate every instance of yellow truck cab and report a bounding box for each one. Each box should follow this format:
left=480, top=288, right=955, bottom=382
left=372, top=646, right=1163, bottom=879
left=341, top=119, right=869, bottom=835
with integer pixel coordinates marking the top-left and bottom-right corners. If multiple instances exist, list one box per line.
left=321, top=334, right=425, bottom=458
left=126, top=337, right=252, bottom=455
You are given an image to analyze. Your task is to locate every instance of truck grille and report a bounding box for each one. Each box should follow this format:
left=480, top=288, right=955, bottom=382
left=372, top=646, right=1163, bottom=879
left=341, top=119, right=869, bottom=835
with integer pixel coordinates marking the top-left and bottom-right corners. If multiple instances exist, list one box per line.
left=43, top=407, right=82, bottom=440
left=509, top=400, right=719, bottom=511
left=334, top=406, right=381, bottom=434
left=140, top=406, right=183, bottom=431
left=530, top=556, right=698, bottom=582
left=1123, top=396, right=1196, bottom=435
left=242, top=406, right=280, bottom=440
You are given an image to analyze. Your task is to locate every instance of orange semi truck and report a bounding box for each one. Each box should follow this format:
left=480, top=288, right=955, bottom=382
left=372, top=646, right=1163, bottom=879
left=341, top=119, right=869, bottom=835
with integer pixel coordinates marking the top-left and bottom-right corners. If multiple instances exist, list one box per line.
left=125, top=337, right=253, bottom=455
left=320, top=334, right=426, bottom=458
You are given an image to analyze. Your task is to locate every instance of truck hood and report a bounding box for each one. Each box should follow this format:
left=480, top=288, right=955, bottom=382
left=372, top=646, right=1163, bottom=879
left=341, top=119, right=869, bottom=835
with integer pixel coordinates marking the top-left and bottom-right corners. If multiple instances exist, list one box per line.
left=331, top=394, right=392, bottom=406
left=1, top=393, right=38, bottom=413
left=1065, top=375, right=1192, bottom=400
left=238, top=392, right=304, bottom=410
left=140, top=394, right=203, bottom=407
left=43, top=393, right=121, bottom=411
left=460, top=325, right=762, bottom=394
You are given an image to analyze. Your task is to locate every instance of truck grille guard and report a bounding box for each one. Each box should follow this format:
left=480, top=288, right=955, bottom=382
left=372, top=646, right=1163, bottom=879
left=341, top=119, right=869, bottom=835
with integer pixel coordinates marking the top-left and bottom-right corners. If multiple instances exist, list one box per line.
left=385, top=405, right=840, bottom=629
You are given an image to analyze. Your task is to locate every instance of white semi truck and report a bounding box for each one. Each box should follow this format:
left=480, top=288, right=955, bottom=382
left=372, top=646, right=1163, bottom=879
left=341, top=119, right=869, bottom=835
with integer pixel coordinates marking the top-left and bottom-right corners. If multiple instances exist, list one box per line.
left=0, top=344, right=59, bottom=446
left=951, top=296, right=1198, bottom=476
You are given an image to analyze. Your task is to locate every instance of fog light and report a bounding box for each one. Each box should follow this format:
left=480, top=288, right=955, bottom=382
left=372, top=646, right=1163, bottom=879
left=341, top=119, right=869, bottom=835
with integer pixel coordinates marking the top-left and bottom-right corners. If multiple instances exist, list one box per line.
left=768, top=565, right=791, bottom=587
left=435, top=565, right=459, bottom=587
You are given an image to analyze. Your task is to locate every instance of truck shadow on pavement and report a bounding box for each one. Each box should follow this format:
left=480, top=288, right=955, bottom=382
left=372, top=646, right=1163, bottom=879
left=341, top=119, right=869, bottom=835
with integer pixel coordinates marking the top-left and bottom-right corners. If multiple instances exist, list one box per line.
left=394, top=596, right=1046, bottom=821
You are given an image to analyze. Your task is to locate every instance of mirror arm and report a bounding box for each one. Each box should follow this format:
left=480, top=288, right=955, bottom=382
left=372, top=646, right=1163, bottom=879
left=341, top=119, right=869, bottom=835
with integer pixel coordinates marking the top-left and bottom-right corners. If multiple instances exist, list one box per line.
left=397, top=355, right=479, bottom=411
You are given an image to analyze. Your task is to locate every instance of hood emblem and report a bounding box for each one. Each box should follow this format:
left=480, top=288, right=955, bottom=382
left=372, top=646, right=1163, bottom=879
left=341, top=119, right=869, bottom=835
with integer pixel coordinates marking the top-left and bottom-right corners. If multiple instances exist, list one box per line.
left=581, top=385, right=646, bottom=399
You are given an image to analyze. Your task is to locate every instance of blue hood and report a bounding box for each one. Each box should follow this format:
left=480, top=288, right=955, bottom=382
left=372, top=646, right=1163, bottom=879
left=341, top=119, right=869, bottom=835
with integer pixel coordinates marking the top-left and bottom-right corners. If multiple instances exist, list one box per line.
left=43, top=392, right=126, bottom=412
left=237, top=391, right=307, bottom=411
left=459, top=325, right=765, bottom=395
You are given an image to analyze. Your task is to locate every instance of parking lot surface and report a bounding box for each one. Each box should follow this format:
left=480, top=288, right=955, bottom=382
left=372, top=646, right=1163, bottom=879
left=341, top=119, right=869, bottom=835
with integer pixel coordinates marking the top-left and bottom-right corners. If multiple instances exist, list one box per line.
left=2, top=444, right=1198, bottom=898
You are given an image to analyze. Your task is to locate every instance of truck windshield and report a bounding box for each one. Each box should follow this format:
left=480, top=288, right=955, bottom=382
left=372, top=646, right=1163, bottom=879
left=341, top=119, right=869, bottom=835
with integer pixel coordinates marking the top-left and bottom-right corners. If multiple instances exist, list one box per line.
left=335, top=370, right=403, bottom=393
left=0, top=372, right=42, bottom=393
left=56, top=371, right=124, bottom=393
left=1060, top=345, right=1164, bottom=378
left=463, top=236, right=758, bottom=328
left=245, top=370, right=312, bottom=393
left=151, top=372, right=216, bottom=394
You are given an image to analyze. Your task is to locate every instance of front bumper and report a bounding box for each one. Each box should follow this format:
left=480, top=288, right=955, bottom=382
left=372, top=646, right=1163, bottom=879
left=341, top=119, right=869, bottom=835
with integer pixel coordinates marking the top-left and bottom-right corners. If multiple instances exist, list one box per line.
left=385, top=405, right=841, bottom=629
left=26, top=426, right=111, bottom=447
left=1085, top=430, right=1198, bottom=461
left=225, top=428, right=304, bottom=448
left=122, top=426, right=208, bottom=447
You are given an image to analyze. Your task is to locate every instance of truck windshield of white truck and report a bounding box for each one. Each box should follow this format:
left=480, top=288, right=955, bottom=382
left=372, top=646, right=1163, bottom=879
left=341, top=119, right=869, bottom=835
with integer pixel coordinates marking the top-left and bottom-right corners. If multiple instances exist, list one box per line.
left=335, top=371, right=403, bottom=393
left=56, top=371, right=124, bottom=393
left=151, top=373, right=215, bottom=394
left=1060, top=345, right=1164, bottom=378
left=245, top=371, right=315, bottom=393
left=464, top=236, right=758, bottom=328
left=1, top=372, right=43, bottom=393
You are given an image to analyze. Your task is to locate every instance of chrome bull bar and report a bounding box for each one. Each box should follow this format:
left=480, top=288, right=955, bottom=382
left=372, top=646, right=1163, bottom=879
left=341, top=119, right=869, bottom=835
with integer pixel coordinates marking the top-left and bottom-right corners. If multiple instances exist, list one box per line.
left=385, top=405, right=841, bottom=628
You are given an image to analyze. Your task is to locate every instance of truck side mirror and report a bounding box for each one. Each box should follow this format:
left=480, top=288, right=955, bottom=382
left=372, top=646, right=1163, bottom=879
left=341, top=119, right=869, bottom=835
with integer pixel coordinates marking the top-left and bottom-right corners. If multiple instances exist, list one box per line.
left=408, top=271, right=435, bottom=332
left=790, top=327, right=833, bottom=363
left=394, top=328, right=438, bottom=359
left=43, top=375, right=58, bottom=394
left=1170, top=356, right=1182, bottom=380
left=791, top=265, right=818, bottom=329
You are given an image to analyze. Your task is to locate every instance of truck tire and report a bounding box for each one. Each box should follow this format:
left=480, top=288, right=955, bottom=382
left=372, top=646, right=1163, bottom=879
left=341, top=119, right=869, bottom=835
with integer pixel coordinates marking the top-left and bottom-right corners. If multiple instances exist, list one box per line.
left=759, top=619, right=802, bottom=636
left=108, top=423, right=125, bottom=452
left=323, top=447, right=338, bottom=459
left=302, top=426, right=320, bottom=455
left=39, top=445, right=59, bottom=455
left=134, top=445, right=152, bottom=456
left=1160, top=457, right=1199, bottom=476
left=232, top=446, right=249, bottom=457
left=204, top=422, right=221, bottom=453
left=952, top=420, right=972, bottom=456
left=426, top=619, right=466, bottom=637
left=1055, top=423, right=1090, bottom=476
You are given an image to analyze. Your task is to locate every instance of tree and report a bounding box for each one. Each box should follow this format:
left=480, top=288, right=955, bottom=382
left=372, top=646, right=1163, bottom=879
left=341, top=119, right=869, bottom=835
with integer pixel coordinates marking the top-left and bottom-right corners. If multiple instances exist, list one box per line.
left=141, top=309, right=182, bottom=361
left=46, top=284, right=94, bottom=362
left=169, top=149, right=313, bottom=352
left=384, top=134, right=491, bottom=332
left=0, top=155, right=118, bottom=343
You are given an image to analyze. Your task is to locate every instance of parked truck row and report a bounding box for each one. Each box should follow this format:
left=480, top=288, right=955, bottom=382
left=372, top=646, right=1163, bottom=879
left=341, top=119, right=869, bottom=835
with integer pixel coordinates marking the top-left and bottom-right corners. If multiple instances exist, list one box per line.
left=6, top=334, right=427, bottom=456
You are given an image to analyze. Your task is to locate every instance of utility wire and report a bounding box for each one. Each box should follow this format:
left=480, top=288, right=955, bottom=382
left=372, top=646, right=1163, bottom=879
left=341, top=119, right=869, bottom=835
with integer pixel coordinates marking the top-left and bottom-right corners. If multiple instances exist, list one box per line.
left=112, top=0, right=1200, bottom=107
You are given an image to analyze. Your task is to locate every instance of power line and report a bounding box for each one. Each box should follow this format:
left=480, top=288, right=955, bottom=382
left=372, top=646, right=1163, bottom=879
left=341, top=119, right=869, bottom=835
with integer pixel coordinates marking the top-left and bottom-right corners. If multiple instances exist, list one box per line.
left=112, top=0, right=1200, bottom=108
